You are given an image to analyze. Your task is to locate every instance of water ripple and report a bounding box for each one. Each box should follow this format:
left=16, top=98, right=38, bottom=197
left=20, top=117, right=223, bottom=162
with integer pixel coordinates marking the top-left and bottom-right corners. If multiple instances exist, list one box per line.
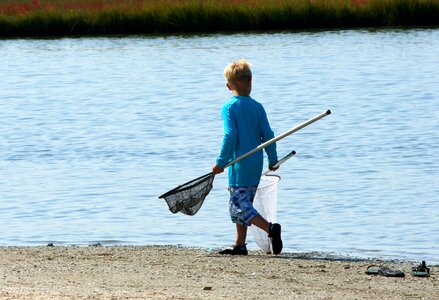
left=1, top=29, right=438, bottom=262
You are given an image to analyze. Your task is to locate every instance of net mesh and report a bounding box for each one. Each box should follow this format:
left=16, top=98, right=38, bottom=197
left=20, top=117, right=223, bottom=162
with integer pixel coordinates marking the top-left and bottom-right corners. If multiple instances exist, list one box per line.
left=159, top=173, right=215, bottom=216
left=251, top=175, right=280, bottom=253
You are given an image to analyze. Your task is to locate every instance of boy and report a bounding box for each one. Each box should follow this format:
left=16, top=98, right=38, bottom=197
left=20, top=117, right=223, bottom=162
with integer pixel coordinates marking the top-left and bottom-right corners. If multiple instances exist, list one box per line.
left=212, top=59, right=283, bottom=255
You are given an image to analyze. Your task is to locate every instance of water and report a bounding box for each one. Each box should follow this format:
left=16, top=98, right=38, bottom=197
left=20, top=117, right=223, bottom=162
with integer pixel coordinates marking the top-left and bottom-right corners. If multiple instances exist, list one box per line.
left=1, top=28, right=438, bottom=263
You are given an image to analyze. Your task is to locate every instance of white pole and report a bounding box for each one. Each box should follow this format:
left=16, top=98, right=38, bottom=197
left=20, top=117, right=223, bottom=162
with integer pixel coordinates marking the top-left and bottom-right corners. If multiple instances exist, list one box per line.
left=262, top=150, right=296, bottom=176
left=224, top=110, right=331, bottom=168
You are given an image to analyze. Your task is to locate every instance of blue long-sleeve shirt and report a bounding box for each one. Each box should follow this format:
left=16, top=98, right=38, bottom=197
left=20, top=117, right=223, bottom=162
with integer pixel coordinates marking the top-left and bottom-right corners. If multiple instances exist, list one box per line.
left=216, top=95, right=278, bottom=187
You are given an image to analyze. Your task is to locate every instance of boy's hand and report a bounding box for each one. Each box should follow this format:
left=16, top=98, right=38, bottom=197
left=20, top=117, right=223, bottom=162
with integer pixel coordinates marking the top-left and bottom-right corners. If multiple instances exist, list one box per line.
left=212, top=165, right=224, bottom=174
left=269, top=165, right=279, bottom=172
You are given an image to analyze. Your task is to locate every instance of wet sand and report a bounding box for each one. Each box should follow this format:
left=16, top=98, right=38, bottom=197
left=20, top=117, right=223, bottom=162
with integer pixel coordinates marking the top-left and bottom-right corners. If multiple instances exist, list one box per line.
left=0, top=246, right=437, bottom=299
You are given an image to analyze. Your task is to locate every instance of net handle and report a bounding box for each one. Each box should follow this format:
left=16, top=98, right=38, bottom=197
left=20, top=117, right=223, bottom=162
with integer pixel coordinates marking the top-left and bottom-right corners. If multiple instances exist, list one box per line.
left=224, top=110, right=331, bottom=169
left=262, top=150, right=296, bottom=176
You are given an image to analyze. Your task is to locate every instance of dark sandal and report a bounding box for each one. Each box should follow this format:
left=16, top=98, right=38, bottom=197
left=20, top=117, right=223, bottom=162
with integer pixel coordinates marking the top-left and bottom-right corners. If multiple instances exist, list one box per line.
left=366, top=265, right=405, bottom=277
left=268, top=223, right=283, bottom=255
left=218, top=244, right=248, bottom=255
left=365, top=265, right=381, bottom=275
left=377, top=266, right=405, bottom=277
left=411, top=261, right=430, bottom=277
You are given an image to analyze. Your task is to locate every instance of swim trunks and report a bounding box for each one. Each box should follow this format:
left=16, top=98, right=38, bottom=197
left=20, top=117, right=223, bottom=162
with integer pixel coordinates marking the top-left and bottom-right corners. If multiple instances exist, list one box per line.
left=229, top=186, right=259, bottom=226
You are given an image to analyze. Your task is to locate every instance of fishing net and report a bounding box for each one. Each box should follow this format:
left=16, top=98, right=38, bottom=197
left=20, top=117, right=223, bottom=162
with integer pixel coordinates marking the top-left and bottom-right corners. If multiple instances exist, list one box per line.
left=159, top=172, right=214, bottom=216
left=251, top=175, right=281, bottom=253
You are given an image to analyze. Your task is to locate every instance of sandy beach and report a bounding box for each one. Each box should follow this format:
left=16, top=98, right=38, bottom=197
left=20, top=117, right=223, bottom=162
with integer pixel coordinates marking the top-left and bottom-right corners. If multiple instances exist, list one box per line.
left=0, top=245, right=437, bottom=299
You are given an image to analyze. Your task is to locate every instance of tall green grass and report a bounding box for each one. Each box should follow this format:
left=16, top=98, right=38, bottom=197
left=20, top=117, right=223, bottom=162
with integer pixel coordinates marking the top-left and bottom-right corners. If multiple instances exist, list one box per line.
left=1, top=0, right=438, bottom=37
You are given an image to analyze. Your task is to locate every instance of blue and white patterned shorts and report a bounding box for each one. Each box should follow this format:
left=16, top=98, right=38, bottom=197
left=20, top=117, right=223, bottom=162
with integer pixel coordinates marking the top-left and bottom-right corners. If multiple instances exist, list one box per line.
left=229, top=186, right=259, bottom=226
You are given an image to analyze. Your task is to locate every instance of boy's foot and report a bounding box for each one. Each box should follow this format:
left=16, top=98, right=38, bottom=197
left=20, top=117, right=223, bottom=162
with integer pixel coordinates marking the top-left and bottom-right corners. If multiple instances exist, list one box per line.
left=269, top=223, right=283, bottom=255
left=218, top=244, right=248, bottom=255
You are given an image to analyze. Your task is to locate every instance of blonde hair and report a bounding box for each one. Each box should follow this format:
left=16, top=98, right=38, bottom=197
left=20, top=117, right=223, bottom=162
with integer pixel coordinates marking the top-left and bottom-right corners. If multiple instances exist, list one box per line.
left=224, top=59, right=252, bottom=82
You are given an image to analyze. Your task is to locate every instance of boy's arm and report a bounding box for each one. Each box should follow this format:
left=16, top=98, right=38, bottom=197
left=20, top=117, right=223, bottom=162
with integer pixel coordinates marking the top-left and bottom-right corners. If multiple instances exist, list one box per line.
left=214, top=105, right=237, bottom=172
left=260, top=108, right=278, bottom=168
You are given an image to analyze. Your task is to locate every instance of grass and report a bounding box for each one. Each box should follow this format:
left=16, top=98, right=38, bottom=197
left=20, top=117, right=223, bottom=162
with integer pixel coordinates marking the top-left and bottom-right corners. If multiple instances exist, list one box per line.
left=0, top=0, right=438, bottom=37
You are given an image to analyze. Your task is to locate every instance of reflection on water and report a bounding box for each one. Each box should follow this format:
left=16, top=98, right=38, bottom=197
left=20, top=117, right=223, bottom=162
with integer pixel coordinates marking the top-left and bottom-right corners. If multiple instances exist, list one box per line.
left=0, top=29, right=438, bottom=263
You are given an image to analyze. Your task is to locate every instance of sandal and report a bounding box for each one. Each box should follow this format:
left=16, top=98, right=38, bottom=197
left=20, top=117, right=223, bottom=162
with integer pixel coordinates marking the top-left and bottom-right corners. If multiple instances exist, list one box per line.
left=378, top=266, right=405, bottom=277
left=411, top=261, right=430, bottom=277
left=218, top=244, right=248, bottom=255
left=365, top=265, right=381, bottom=275
left=365, top=265, right=405, bottom=277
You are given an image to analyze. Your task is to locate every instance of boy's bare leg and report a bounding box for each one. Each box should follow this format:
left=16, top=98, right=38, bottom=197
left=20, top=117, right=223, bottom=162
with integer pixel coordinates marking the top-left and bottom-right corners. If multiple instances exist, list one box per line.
left=251, top=214, right=283, bottom=255
left=235, top=224, right=248, bottom=246
left=250, top=214, right=270, bottom=233
left=236, top=214, right=270, bottom=245
left=219, top=224, right=248, bottom=255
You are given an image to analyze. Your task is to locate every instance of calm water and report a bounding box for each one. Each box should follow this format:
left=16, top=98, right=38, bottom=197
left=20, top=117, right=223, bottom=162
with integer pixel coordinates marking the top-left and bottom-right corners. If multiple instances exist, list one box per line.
left=1, top=29, right=438, bottom=263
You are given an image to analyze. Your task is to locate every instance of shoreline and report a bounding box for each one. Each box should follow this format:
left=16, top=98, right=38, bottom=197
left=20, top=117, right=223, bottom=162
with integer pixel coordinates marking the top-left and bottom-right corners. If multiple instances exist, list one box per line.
left=0, top=245, right=436, bottom=299
left=1, top=25, right=439, bottom=41
left=3, top=241, right=434, bottom=265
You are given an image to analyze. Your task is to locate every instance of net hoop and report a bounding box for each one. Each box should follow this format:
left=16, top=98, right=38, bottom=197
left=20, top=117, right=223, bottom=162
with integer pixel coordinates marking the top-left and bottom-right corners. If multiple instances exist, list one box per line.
left=159, top=172, right=215, bottom=215
left=251, top=174, right=281, bottom=253
left=159, top=172, right=214, bottom=199
left=258, top=174, right=280, bottom=190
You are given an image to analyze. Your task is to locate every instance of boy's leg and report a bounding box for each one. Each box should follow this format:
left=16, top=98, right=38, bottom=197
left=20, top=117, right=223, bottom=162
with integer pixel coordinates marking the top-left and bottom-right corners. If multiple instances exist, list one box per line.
left=250, top=214, right=283, bottom=255
left=219, top=186, right=256, bottom=255
left=249, top=214, right=270, bottom=233
left=235, top=223, right=248, bottom=246
left=219, top=223, right=248, bottom=255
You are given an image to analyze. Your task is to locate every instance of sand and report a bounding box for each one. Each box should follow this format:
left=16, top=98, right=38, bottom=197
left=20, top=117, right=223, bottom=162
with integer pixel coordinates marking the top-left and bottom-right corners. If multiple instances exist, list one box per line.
left=0, top=245, right=437, bottom=299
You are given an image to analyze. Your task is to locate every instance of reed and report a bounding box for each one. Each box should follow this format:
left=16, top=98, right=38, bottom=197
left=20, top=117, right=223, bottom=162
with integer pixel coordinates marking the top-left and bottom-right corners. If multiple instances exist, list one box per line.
left=1, top=0, right=438, bottom=37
